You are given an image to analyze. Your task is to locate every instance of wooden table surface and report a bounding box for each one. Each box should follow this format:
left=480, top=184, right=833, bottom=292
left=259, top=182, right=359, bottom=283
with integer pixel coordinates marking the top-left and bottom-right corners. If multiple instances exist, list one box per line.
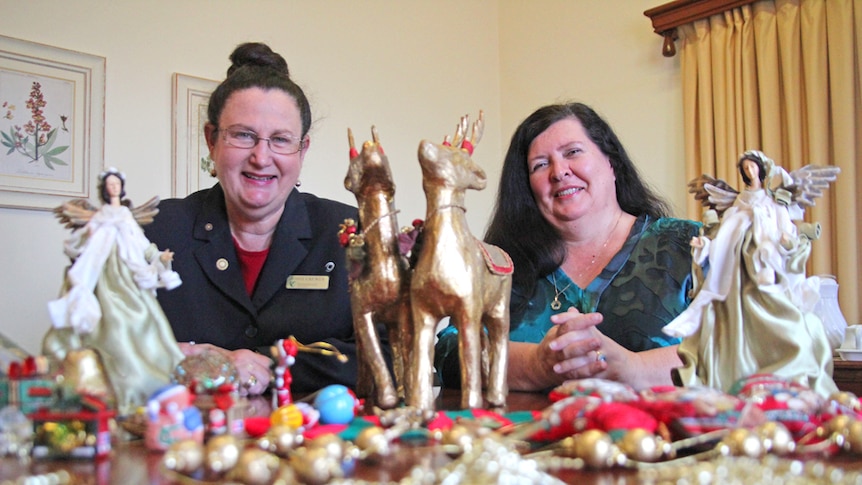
left=3, top=388, right=862, bottom=484
left=833, top=358, right=862, bottom=397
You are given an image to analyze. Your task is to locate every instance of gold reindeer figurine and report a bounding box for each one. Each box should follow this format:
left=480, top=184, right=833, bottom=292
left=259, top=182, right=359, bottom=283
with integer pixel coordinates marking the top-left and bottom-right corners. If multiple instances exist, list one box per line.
left=342, top=126, right=412, bottom=409
left=407, top=112, right=512, bottom=411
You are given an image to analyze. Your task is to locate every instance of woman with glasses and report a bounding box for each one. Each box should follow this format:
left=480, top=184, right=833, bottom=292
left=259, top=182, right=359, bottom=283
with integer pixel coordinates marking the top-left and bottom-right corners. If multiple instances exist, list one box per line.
left=145, top=42, right=369, bottom=397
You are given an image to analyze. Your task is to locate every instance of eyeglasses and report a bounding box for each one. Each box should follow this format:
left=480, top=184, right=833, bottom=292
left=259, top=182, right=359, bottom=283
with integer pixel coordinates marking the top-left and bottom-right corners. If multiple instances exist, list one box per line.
left=219, top=127, right=305, bottom=155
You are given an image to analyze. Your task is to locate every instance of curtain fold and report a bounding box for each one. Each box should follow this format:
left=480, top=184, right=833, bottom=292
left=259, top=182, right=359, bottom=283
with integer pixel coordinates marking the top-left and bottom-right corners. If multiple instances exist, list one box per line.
left=678, top=0, right=860, bottom=324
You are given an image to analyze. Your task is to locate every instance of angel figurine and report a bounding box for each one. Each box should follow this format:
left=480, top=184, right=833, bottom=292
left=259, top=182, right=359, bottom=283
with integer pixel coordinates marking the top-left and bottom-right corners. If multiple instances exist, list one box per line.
left=664, top=150, right=840, bottom=397
left=43, top=168, right=185, bottom=415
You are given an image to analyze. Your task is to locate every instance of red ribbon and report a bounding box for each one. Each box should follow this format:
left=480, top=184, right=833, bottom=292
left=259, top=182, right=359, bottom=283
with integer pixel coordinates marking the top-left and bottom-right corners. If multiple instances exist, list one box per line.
left=460, top=140, right=474, bottom=155
left=6, top=356, right=39, bottom=379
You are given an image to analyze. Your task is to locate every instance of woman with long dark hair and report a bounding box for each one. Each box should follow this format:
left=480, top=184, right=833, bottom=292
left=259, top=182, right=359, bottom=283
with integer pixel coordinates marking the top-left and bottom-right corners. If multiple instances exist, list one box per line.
left=436, top=102, right=699, bottom=391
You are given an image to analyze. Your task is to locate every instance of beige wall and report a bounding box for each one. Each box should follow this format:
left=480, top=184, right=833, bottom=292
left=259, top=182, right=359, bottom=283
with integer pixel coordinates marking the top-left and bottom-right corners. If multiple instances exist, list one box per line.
left=0, top=0, right=683, bottom=354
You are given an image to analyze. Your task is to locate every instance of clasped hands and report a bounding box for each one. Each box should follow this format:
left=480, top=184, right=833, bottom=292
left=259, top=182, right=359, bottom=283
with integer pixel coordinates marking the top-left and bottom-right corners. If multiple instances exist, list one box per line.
left=179, top=342, right=274, bottom=397
left=539, top=306, right=619, bottom=383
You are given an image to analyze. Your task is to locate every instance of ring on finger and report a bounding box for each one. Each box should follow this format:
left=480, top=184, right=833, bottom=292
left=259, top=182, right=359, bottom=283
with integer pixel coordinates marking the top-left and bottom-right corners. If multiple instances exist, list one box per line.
left=595, top=350, right=606, bottom=362
left=245, top=374, right=258, bottom=389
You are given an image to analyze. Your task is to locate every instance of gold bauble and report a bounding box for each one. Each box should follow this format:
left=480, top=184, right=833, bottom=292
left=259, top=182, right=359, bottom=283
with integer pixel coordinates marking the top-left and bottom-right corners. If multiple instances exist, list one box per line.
left=306, top=434, right=346, bottom=460
left=355, top=426, right=390, bottom=460
left=228, top=448, right=281, bottom=485
left=557, top=436, right=576, bottom=457
left=845, top=419, right=862, bottom=453
left=257, top=425, right=303, bottom=457
left=755, top=421, right=795, bottom=455
left=829, top=392, right=861, bottom=411
left=206, top=434, right=241, bottom=474
left=441, top=424, right=474, bottom=456
left=273, top=465, right=299, bottom=483
left=162, top=440, right=205, bottom=474
left=723, top=428, right=764, bottom=458
left=59, top=348, right=117, bottom=408
left=290, top=446, right=342, bottom=485
left=827, top=414, right=854, bottom=437
left=618, top=428, right=665, bottom=462
left=568, top=429, right=616, bottom=469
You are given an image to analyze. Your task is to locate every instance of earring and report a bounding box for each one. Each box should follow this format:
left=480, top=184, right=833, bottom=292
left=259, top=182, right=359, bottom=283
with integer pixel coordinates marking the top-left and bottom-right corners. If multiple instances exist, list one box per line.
left=295, top=180, right=301, bottom=187
left=202, top=155, right=216, bottom=177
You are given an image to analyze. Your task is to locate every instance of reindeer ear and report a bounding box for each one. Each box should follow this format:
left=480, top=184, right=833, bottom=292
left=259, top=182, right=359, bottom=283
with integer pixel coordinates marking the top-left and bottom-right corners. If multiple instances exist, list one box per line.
left=418, top=139, right=438, bottom=162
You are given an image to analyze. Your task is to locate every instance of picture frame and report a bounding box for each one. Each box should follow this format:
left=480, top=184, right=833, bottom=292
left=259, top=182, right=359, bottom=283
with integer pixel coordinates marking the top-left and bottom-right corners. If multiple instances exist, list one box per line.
left=0, top=35, right=105, bottom=210
left=172, top=73, right=218, bottom=197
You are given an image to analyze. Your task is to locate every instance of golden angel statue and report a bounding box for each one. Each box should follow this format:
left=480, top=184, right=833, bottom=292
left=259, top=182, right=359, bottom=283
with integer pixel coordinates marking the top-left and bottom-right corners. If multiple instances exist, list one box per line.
left=664, top=150, right=841, bottom=397
left=44, top=168, right=185, bottom=415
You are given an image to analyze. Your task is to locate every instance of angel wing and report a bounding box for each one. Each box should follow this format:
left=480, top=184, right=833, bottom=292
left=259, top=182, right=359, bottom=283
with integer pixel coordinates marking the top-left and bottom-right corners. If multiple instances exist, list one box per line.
left=131, top=196, right=160, bottom=226
left=688, top=174, right=739, bottom=215
left=785, top=165, right=841, bottom=209
left=53, top=198, right=98, bottom=230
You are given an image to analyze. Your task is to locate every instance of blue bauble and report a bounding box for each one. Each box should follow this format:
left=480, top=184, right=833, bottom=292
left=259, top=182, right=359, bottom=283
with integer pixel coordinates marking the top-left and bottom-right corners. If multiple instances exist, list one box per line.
left=314, top=385, right=355, bottom=424
left=315, top=384, right=349, bottom=403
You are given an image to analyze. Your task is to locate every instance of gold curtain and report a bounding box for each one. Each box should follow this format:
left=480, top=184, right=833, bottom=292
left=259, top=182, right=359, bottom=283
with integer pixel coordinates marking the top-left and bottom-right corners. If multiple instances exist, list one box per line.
left=679, top=0, right=861, bottom=325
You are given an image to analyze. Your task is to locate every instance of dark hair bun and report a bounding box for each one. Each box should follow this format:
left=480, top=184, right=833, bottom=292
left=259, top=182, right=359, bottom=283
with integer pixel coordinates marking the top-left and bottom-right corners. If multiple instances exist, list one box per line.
left=227, top=42, right=289, bottom=77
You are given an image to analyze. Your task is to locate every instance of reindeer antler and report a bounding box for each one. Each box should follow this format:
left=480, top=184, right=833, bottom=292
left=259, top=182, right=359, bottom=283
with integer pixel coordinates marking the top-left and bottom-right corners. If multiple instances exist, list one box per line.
left=450, top=115, right=469, bottom=148
left=348, top=125, right=384, bottom=159
left=442, top=111, right=484, bottom=155
left=464, top=110, right=484, bottom=155
left=348, top=127, right=358, bottom=158
left=371, top=125, right=383, bottom=155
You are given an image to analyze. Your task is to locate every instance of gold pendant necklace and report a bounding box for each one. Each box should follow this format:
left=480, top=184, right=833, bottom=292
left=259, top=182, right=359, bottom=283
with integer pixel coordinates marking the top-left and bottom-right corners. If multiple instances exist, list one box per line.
left=551, top=272, right=572, bottom=310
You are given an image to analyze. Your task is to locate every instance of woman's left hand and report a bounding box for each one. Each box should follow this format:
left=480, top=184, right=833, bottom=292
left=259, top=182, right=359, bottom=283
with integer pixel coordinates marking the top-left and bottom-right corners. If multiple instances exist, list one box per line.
left=547, top=307, right=609, bottom=380
left=179, top=342, right=273, bottom=397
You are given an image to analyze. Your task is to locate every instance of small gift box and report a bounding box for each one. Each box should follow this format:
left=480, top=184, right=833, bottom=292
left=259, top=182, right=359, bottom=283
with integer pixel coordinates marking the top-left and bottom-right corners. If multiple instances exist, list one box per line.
left=30, top=394, right=115, bottom=459
left=1, top=356, right=54, bottom=414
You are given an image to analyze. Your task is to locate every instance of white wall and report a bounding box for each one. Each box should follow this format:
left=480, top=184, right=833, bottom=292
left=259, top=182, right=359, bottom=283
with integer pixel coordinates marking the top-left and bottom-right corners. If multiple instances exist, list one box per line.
left=0, top=0, right=683, bottom=354
left=498, top=1, right=685, bottom=210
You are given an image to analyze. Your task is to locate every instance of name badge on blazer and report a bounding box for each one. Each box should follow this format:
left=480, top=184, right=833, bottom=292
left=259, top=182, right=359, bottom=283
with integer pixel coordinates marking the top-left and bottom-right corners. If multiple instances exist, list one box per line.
left=286, top=275, right=330, bottom=290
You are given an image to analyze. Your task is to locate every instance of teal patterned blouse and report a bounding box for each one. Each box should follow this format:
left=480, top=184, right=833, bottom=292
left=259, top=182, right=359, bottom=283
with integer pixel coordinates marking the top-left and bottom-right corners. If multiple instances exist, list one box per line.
left=509, top=216, right=699, bottom=351
left=435, top=215, right=700, bottom=386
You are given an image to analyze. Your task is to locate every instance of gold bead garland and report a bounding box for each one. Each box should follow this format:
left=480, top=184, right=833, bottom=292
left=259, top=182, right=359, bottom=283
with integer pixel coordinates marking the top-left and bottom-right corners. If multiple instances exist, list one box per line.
left=159, top=405, right=862, bottom=485
left=0, top=471, right=71, bottom=485
left=634, top=454, right=862, bottom=485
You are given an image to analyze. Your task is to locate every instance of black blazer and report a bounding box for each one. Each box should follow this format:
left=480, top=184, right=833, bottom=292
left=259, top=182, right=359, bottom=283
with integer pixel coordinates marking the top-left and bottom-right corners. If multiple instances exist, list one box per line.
left=144, top=184, right=373, bottom=393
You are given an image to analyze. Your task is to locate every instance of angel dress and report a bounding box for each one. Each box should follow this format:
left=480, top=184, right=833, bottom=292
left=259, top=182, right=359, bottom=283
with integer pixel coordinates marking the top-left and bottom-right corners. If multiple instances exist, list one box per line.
left=45, top=203, right=185, bottom=415
left=664, top=187, right=837, bottom=397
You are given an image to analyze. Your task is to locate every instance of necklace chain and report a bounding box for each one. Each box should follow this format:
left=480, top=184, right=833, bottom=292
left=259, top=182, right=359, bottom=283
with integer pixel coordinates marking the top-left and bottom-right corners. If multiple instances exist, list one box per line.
left=551, top=212, right=624, bottom=310
left=550, top=272, right=571, bottom=310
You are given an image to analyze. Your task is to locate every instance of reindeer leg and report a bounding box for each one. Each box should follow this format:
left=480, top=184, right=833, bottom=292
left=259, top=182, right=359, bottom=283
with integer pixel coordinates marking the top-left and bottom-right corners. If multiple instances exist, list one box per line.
left=407, top=307, right=438, bottom=411
left=350, top=302, right=370, bottom=405
left=354, top=337, right=373, bottom=407
left=483, top=311, right=509, bottom=412
left=354, top=309, right=398, bottom=410
left=480, top=330, right=489, bottom=386
left=458, top=311, right=484, bottom=409
left=387, top=318, right=405, bottom=404
left=392, top=296, right=413, bottom=401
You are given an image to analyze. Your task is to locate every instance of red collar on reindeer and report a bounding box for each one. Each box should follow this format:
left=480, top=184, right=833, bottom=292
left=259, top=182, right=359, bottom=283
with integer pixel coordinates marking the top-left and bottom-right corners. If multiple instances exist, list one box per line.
left=477, top=239, right=514, bottom=275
